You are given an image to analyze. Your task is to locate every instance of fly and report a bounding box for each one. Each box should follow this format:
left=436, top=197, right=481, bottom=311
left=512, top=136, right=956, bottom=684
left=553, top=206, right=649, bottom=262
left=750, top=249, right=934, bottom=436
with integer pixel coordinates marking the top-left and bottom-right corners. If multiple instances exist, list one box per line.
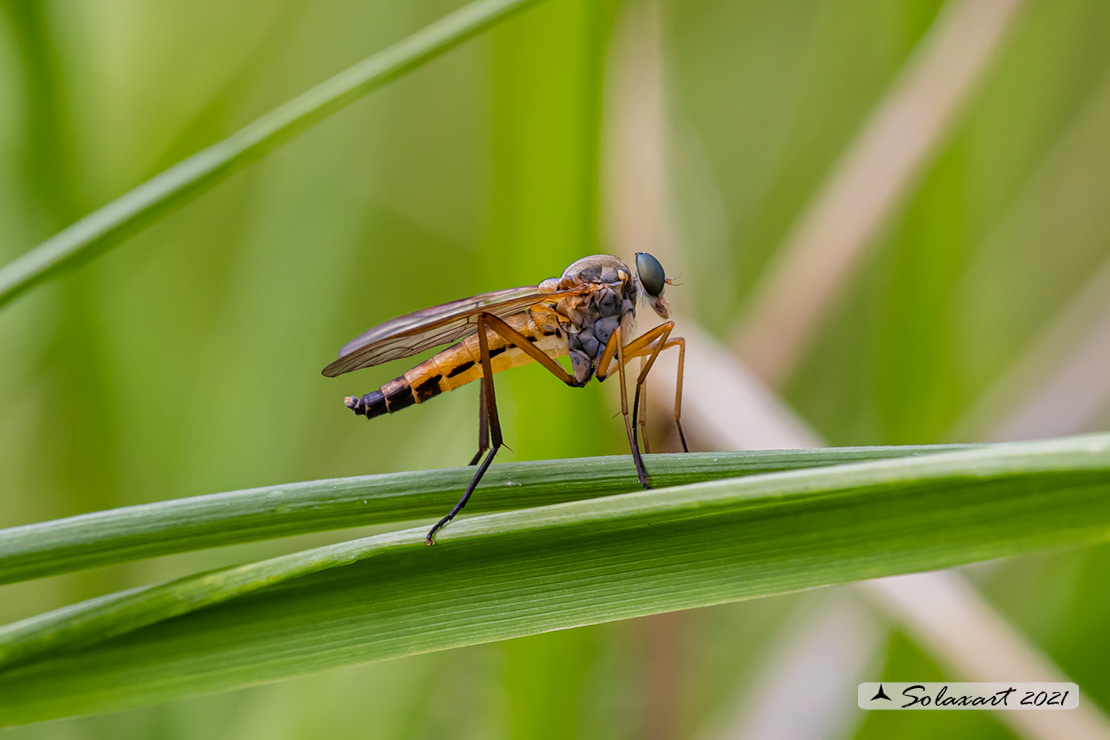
left=322, top=253, right=687, bottom=544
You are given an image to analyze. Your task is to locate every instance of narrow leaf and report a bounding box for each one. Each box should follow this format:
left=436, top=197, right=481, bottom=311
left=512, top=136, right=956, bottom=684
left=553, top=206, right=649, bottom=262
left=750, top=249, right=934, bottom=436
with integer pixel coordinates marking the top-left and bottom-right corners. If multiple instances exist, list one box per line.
left=0, top=435, right=1107, bottom=725
left=0, top=447, right=967, bottom=584
left=0, top=0, right=544, bottom=308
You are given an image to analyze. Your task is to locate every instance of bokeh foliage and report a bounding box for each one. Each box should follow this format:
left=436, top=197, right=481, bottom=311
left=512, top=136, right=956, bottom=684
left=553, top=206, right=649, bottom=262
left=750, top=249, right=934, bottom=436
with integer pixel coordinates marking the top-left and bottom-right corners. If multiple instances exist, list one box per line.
left=1, top=0, right=1109, bottom=737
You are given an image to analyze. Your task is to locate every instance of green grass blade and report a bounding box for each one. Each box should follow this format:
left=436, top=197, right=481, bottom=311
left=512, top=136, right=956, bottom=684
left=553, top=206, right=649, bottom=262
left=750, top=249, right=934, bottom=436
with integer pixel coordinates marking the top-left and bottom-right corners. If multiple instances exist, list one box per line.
left=0, top=447, right=970, bottom=585
left=0, top=0, right=545, bottom=308
left=1, top=434, right=1108, bottom=724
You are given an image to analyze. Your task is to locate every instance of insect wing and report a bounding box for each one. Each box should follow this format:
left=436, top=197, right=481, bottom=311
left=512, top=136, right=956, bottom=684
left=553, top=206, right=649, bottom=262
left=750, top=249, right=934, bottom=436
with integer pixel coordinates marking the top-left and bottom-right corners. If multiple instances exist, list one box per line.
left=322, top=285, right=582, bottom=377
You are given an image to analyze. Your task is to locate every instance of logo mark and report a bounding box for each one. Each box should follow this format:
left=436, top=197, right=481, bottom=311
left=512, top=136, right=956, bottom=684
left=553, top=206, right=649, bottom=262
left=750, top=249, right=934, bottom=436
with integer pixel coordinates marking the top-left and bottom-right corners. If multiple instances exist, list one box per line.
left=871, top=684, right=892, bottom=701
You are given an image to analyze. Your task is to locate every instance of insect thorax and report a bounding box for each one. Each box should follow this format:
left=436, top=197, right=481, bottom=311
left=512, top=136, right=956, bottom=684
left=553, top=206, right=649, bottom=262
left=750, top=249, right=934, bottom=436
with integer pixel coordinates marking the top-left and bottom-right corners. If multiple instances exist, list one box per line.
left=549, top=256, right=639, bottom=384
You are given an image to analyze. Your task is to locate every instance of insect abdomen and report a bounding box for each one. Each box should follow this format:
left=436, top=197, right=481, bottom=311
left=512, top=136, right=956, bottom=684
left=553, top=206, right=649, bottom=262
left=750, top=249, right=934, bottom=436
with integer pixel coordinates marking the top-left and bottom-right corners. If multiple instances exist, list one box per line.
left=344, top=352, right=462, bottom=420
left=345, top=374, right=415, bottom=419
left=345, top=310, right=568, bottom=420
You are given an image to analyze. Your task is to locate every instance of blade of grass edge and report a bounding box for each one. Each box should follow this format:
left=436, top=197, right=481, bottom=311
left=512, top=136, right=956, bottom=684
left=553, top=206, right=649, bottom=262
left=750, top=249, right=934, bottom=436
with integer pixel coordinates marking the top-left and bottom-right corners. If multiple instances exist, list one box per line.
left=0, top=433, right=1108, bottom=724
left=0, top=447, right=972, bottom=585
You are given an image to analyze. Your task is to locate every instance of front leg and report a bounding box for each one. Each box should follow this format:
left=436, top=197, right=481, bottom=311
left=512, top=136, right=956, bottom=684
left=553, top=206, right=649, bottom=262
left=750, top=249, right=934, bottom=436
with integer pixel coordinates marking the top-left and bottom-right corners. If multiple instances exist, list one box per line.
left=595, top=326, right=650, bottom=489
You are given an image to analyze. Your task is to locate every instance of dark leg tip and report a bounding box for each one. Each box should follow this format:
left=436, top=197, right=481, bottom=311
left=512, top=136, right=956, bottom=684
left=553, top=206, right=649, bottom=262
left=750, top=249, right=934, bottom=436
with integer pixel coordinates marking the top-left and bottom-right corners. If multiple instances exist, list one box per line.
left=426, top=517, right=450, bottom=545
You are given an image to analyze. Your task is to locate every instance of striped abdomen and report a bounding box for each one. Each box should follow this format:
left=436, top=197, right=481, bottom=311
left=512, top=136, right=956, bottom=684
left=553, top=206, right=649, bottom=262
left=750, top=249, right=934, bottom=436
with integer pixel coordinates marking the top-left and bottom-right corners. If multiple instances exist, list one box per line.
left=345, top=308, right=567, bottom=420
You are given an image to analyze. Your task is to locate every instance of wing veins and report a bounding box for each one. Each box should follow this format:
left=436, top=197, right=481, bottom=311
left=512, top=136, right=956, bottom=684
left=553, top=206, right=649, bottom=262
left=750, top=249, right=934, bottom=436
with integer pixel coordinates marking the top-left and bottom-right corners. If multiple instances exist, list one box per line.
left=321, top=285, right=585, bottom=377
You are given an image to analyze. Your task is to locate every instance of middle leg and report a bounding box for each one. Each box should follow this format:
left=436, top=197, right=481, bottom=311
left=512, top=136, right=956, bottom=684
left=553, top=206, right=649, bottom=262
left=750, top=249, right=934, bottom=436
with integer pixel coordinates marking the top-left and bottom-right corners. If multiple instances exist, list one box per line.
left=596, top=325, right=651, bottom=488
left=598, top=322, right=687, bottom=458
left=627, top=337, right=688, bottom=453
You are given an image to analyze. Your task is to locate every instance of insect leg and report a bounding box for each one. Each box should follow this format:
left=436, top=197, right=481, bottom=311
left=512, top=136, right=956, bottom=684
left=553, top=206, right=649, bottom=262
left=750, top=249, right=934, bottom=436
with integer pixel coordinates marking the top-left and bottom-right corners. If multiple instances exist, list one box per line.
left=591, top=326, right=649, bottom=486
left=480, top=313, right=581, bottom=385
left=596, top=322, right=672, bottom=381
left=633, top=332, right=684, bottom=454
left=425, top=311, right=580, bottom=544
left=623, top=333, right=688, bottom=453
left=638, top=356, right=650, bottom=454
left=669, top=337, right=689, bottom=452
left=426, top=314, right=503, bottom=545
left=613, top=328, right=652, bottom=487
left=598, top=322, right=687, bottom=454
left=624, top=323, right=672, bottom=457
left=468, top=380, right=489, bottom=466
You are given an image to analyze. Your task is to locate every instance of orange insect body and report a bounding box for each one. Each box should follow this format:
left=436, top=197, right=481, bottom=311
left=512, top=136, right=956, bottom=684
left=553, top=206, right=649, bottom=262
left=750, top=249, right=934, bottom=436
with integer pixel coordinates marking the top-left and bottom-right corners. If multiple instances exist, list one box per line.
left=368, top=309, right=568, bottom=417
left=323, top=253, right=685, bottom=543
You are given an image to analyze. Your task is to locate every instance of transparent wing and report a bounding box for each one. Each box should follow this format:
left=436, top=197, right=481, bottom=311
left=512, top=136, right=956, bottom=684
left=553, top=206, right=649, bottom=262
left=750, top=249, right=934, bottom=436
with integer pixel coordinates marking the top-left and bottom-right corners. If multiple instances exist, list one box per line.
left=322, top=285, right=584, bottom=377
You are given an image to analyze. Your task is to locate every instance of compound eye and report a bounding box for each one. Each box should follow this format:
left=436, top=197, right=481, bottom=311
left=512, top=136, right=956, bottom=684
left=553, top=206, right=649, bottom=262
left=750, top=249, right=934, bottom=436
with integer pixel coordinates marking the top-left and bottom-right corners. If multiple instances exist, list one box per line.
left=635, top=252, right=666, bottom=297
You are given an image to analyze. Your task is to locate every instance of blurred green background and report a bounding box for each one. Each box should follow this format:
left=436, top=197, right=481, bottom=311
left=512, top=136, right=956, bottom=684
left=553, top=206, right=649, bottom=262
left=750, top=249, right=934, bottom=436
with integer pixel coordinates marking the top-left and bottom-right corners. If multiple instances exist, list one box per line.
left=2, top=0, right=1110, bottom=737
